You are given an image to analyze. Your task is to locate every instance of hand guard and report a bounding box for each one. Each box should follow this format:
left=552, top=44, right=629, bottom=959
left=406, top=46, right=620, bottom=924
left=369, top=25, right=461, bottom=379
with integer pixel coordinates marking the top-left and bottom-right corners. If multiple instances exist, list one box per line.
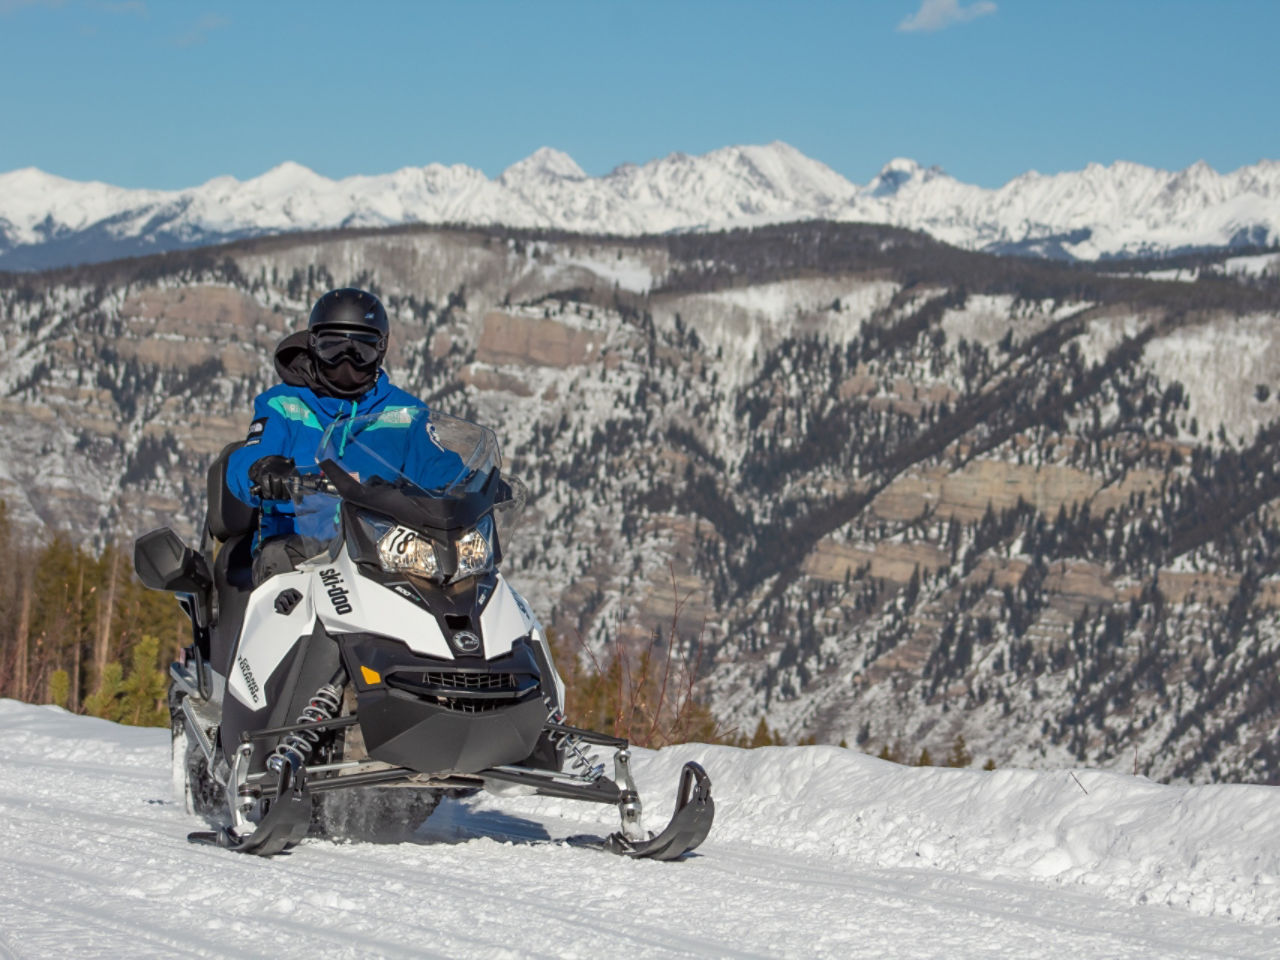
left=248, top=455, right=298, bottom=501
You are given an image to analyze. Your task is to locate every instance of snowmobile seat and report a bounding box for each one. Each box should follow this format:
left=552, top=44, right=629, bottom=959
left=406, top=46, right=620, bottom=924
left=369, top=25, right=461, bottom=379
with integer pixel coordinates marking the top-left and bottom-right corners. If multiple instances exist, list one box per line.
left=207, top=441, right=257, bottom=543
left=205, top=441, right=257, bottom=677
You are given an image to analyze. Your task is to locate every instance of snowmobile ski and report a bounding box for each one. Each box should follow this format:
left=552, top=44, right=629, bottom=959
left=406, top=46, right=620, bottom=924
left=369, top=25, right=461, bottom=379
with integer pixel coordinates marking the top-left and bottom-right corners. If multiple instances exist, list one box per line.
left=187, top=757, right=311, bottom=855
left=602, top=761, right=714, bottom=861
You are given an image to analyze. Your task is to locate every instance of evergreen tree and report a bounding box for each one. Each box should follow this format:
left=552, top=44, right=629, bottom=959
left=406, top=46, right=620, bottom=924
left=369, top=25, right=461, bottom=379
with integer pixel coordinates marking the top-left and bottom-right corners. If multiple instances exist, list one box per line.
left=749, top=717, right=778, bottom=748
left=945, top=734, right=973, bottom=768
left=48, top=670, right=69, bottom=709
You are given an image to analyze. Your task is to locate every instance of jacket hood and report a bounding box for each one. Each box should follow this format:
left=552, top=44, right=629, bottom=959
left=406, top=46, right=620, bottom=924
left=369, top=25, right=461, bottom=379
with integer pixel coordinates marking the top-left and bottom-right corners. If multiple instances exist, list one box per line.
left=274, top=330, right=320, bottom=389
left=273, top=330, right=389, bottom=408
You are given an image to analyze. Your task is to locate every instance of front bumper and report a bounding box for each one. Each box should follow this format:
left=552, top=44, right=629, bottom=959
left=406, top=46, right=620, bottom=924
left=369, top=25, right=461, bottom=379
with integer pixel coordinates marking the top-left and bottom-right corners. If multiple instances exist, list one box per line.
left=339, top=635, right=546, bottom=775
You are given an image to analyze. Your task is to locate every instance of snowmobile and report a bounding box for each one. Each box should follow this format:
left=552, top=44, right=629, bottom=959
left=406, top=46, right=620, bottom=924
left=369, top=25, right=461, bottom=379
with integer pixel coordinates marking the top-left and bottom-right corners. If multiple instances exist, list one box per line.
left=134, top=409, right=713, bottom=859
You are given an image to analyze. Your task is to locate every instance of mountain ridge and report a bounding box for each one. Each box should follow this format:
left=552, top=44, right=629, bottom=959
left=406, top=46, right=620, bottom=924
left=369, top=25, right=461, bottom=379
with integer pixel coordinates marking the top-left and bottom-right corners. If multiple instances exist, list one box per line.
left=3, top=142, right=1278, bottom=269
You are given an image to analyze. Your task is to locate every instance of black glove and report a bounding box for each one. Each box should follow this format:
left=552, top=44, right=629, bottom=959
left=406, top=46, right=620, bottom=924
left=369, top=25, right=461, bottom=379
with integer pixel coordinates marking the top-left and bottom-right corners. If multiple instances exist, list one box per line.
left=248, top=455, right=298, bottom=501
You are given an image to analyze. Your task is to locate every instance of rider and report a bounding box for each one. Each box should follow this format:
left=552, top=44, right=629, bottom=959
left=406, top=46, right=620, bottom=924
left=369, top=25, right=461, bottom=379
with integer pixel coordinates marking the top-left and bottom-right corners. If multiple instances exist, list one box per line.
left=227, top=287, right=454, bottom=583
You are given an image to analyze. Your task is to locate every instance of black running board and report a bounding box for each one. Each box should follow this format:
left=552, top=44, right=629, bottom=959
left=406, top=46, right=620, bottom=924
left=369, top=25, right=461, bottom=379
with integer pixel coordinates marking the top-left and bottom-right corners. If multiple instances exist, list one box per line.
left=187, top=762, right=312, bottom=856
left=603, top=762, right=714, bottom=861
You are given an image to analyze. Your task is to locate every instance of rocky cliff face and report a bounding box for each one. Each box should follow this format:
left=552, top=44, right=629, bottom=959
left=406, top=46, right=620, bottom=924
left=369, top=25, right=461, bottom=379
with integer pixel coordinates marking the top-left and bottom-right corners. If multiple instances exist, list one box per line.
left=3, top=222, right=1280, bottom=783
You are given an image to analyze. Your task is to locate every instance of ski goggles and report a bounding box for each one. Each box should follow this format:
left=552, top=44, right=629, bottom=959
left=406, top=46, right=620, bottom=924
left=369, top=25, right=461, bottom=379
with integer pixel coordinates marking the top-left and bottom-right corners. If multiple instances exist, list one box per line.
left=310, top=329, right=386, bottom=366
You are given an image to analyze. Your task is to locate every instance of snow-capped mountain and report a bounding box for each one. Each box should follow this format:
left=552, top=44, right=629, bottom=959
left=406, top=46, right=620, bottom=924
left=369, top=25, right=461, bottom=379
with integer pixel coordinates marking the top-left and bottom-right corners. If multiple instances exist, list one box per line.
left=2, top=143, right=1277, bottom=269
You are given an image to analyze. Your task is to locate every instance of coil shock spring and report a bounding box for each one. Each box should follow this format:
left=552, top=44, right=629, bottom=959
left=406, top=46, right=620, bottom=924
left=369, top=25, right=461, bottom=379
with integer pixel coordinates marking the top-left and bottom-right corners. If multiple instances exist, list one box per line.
left=546, top=704, right=604, bottom=782
left=266, top=681, right=344, bottom=775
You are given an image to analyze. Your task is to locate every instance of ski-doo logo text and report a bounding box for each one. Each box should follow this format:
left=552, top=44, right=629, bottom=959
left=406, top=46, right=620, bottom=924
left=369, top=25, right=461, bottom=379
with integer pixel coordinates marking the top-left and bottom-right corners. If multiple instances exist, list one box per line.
left=237, top=656, right=260, bottom=704
left=319, top=568, right=353, bottom=615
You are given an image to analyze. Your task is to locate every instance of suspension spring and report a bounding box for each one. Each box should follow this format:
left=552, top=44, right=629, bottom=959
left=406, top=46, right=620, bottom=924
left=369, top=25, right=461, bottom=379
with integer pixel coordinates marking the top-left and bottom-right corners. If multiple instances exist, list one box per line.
left=546, top=704, right=604, bottom=782
left=266, top=682, right=343, bottom=775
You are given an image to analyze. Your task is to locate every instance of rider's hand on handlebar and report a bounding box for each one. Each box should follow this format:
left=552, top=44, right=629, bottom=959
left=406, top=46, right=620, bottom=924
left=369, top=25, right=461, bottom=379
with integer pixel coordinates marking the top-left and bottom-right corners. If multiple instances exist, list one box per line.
left=248, top=455, right=298, bottom=501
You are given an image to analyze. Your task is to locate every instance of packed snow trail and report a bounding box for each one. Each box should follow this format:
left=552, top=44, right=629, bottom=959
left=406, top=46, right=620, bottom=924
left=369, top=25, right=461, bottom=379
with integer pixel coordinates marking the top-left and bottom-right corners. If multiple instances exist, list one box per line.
left=0, top=700, right=1277, bottom=959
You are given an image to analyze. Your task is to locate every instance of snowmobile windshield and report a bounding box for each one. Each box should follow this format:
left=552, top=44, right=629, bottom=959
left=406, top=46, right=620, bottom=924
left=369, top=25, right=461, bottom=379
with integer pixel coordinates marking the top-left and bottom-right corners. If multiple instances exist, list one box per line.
left=288, top=409, right=515, bottom=549
left=317, top=408, right=496, bottom=499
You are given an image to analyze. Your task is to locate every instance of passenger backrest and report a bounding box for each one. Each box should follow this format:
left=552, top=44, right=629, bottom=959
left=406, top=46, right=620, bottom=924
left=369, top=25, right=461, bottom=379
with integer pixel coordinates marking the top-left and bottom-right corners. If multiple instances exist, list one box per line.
left=207, top=441, right=257, bottom=542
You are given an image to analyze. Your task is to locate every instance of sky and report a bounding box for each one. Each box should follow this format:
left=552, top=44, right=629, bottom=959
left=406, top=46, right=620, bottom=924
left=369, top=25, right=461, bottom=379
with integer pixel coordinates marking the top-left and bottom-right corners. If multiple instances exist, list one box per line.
left=0, top=0, right=1277, bottom=190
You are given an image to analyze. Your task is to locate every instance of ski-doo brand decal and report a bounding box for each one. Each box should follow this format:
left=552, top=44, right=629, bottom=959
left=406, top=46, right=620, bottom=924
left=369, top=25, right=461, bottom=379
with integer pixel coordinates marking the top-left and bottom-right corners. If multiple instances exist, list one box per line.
left=237, top=656, right=261, bottom=704
left=244, top=418, right=267, bottom=446
left=452, top=630, right=481, bottom=653
left=320, top=547, right=451, bottom=658
left=319, top=568, right=353, bottom=615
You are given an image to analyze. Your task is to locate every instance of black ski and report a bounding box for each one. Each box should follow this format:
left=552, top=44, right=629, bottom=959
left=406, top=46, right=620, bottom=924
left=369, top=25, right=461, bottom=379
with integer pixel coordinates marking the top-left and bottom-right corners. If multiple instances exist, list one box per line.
left=602, top=762, right=714, bottom=861
left=187, top=761, right=312, bottom=855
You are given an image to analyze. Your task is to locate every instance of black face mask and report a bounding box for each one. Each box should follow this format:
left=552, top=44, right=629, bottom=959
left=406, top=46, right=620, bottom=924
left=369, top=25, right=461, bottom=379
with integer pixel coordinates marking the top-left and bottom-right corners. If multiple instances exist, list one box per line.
left=315, top=358, right=378, bottom=399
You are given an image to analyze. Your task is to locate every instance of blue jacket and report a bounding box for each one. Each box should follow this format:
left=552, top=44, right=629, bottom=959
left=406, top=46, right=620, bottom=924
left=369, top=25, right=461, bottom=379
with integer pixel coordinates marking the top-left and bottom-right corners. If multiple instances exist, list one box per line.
left=227, top=332, right=457, bottom=544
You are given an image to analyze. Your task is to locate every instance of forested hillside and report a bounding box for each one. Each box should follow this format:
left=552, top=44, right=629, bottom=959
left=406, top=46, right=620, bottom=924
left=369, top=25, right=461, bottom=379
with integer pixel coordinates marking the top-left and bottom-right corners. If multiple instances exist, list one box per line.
left=2, top=222, right=1279, bottom=781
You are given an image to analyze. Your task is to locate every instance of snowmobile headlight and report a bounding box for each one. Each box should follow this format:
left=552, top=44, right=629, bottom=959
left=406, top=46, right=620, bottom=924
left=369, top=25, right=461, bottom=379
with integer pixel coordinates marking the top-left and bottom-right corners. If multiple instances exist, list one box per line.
left=376, top=524, right=440, bottom=580
left=454, top=520, right=493, bottom=579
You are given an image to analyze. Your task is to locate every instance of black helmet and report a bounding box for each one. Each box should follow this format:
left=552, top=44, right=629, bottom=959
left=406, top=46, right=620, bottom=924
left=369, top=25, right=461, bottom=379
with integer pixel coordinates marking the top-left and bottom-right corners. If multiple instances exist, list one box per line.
left=307, top=288, right=389, bottom=370
left=308, top=287, right=390, bottom=337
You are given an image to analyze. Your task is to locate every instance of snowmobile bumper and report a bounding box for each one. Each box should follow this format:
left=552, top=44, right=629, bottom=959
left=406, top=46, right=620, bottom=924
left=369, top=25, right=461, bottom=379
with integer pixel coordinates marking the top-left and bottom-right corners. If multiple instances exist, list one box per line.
left=357, top=692, right=548, bottom=775
left=342, top=637, right=548, bottom=775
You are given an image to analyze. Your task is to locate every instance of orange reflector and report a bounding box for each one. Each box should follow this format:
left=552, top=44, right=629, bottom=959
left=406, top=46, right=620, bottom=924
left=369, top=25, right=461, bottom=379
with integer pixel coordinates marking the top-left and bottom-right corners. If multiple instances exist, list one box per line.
left=360, top=665, right=381, bottom=685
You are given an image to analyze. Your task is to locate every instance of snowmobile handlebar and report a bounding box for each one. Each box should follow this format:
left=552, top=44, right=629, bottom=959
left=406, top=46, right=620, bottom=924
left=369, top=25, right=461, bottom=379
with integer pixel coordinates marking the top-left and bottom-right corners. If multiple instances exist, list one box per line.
left=283, top=473, right=338, bottom=502
left=248, top=472, right=338, bottom=502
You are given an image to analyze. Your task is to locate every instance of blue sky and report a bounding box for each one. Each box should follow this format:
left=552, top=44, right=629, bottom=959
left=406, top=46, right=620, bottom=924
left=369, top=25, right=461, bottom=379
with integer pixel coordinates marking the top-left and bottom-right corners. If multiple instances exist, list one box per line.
left=1, top=0, right=1276, bottom=189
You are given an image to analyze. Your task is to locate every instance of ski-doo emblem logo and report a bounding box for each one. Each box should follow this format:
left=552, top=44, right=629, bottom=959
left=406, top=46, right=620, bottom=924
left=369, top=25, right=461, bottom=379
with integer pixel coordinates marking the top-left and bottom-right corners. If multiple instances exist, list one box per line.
left=319, top=567, right=353, bottom=615
left=237, top=656, right=260, bottom=704
left=453, top=630, right=481, bottom=653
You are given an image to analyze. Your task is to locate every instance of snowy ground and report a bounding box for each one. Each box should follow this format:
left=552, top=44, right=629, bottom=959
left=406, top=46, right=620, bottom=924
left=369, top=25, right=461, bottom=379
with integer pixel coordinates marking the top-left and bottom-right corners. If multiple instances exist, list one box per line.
left=0, top=700, right=1277, bottom=959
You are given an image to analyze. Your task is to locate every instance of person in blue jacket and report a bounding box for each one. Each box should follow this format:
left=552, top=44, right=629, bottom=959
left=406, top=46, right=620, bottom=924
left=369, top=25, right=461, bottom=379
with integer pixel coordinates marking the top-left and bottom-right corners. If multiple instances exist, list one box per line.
left=227, top=287, right=459, bottom=583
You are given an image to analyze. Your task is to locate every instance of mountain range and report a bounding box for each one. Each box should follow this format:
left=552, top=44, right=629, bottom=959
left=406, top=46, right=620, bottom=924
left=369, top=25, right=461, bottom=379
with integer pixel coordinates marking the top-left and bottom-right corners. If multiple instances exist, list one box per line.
left=2, top=143, right=1277, bottom=270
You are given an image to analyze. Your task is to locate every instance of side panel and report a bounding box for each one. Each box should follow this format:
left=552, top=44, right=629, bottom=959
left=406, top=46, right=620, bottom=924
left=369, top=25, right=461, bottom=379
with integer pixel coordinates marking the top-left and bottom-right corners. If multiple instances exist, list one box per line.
left=226, top=570, right=316, bottom=710
left=313, top=547, right=453, bottom=659
left=479, top=577, right=533, bottom=658
left=482, top=579, right=563, bottom=707
left=530, top=625, right=565, bottom=711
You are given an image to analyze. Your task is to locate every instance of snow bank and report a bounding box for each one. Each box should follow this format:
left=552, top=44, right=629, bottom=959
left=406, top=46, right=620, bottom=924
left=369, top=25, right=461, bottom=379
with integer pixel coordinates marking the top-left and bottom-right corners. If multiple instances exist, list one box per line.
left=512, top=741, right=1280, bottom=925
left=2, top=699, right=1277, bottom=959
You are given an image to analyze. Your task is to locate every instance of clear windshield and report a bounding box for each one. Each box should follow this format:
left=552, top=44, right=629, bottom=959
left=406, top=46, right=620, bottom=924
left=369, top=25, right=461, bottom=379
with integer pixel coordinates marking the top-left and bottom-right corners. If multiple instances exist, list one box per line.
left=316, top=408, right=497, bottom=497
left=290, top=410, right=505, bottom=544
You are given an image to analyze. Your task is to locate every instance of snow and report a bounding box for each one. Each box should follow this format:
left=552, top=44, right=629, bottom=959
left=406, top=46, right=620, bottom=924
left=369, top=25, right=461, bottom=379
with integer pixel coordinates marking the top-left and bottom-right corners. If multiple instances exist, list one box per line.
left=1217, top=253, right=1280, bottom=277
left=1141, top=313, right=1280, bottom=442
left=1, top=699, right=1277, bottom=958
left=554, top=252, right=656, bottom=293
left=4, top=144, right=1279, bottom=264
left=1126, top=267, right=1200, bottom=283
